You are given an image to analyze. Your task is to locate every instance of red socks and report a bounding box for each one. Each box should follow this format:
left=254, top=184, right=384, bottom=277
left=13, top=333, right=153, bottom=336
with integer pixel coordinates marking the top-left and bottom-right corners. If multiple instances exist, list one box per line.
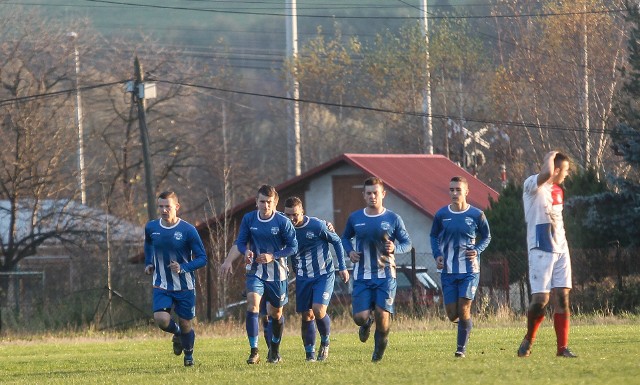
left=554, top=313, right=570, bottom=352
left=525, top=311, right=545, bottom=343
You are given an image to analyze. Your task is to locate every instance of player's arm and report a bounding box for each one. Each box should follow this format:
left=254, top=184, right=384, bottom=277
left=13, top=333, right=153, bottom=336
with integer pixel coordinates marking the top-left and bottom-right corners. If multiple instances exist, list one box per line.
left=536, top=151, right=558, bottom=186
left=474, top=212, right=492, bottom=255
left=429, top=213, right=444, bottom=269
left=321, top=221, right=349, bottom=273
left=341, top=218, right=360, bottom=263
left=178, top=227, right=208, bottom=273
left=143, top=224, right=154, bottom=275
left=272, top=218, right=298, bottom=260
left=391, top=216, right=412, bottom=254
left=220, top=244, right=243, bottom=277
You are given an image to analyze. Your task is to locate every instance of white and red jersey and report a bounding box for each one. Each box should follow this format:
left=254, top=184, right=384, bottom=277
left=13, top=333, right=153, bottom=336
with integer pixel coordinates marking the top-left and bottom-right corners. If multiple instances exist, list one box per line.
left=523, top=174, right=568, bottom=253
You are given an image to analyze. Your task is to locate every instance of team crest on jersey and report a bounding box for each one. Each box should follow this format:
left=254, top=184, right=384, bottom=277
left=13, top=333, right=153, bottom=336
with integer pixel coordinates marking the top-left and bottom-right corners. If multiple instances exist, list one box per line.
left=271, top=227, right=279, bottom=235
left=380, top=221, right=391, bottom=231
left=174, top=231, right=183, bottom=240
left=465, top=217, right=474, bottom=227
left=306, top=231, right=315, bottom=239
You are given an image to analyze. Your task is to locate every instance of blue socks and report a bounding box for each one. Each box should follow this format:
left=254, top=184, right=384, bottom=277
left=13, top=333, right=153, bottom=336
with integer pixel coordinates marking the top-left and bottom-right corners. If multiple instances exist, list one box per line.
left=162, top=319, right=180, bottom=334
left=181, top=329, right=195, bottom=358
left=302, top=319, right=316, bottom=352
left=457, top=318, right=473, bottom=353
left=316, top=314, right=331, bottom=345
left=271, top=315, right=285, bottom=345
left=246, top=311, right=259, bottom=348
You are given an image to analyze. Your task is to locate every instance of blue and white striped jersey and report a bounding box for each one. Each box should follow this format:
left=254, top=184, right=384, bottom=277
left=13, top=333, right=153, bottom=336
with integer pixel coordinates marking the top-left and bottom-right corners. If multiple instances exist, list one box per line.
left=236, top=211, right=298, bottom=282
left=429, top=205, right=491, bottom=274
left=341, top=208, right=412, bottom=280
left=291, top=216, right=347, bottom=280
left=144, top=218, right=207, bottom=291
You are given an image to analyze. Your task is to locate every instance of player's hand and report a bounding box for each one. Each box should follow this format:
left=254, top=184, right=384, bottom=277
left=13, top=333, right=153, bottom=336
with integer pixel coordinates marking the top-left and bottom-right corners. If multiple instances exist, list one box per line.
left=339, top=269, right=350, bottom=283
left=326, top=221, right=335, bottom=233
left=220, top=260, right=233, bottom=277
left=244, top=250, right=254, bottom=264
left=465, top=249, right=478, bottom=259
left=169, top=260, right=181, bottom=274
left=349, top=250, right=361, bottom=263
left=436, top=256, right=444, bottom=270
left=144, top=264, right=154, bottom=275
left=257, top=252, right=274, bottom=264
left=383, top=239, right=395, bottom=255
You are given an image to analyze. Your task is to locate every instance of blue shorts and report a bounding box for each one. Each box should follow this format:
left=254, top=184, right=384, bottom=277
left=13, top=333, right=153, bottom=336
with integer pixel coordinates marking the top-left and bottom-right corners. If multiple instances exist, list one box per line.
left=441, top=273, right=480, bottom=304
left=152, top=288, right=196, bottom=320
left=295, top=273, right=335, bottom=313
left=246, top=275, right=288, bottom=308
left=352, top=278, right=397, bottom=314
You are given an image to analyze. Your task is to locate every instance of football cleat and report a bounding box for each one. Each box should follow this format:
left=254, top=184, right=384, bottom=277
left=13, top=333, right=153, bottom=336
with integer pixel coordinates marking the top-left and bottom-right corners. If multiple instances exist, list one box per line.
left=557, top=347, right=578, bottom=358
left=267, top=343, right=282, bottom=364
left=371, top=349, right=384, bottom=362
left=317, top=344, right=329, bottom=361
left=517, top=339, right=531, bottom=357
left=454, top=351, right=465, bottom=358
left=246, top=348, right=260, bottom=364
left=172, top=334, right=183, bottom=356
left=305, top=351, right=317, bottom=362
left=183, top=357, right=195, bottom=366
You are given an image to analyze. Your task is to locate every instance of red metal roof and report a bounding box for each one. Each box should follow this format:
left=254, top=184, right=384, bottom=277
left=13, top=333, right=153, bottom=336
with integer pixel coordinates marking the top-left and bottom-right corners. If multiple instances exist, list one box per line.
left=222, top=153, right=499, bottom=221
left=340, top=153, right=499, bottom=218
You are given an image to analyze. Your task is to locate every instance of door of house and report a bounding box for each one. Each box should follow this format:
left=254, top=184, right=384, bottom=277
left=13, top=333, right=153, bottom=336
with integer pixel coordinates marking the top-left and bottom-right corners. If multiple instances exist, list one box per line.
left=332, top=174, right=366, bottom=235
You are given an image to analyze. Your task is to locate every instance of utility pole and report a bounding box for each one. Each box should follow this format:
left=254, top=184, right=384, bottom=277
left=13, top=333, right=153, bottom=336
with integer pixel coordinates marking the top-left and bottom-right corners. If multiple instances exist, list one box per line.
left=581, top=2, right=591, bottom=168
left=421, top=0, right=434, bottom=154
left=68, top=32, right=86, bottom=204
left=286, top=0, right=301, bottom=177
left=133, top=57, right=157, bottom=220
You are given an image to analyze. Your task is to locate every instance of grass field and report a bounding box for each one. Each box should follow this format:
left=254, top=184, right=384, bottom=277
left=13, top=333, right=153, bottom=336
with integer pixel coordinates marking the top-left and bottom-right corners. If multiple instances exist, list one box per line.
left=1, top=320, right=639, bottom=385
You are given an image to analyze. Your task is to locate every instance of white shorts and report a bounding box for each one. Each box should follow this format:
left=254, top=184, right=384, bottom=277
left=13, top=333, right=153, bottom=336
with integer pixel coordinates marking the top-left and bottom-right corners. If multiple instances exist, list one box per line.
left=528, top=249, right=572, bottom=294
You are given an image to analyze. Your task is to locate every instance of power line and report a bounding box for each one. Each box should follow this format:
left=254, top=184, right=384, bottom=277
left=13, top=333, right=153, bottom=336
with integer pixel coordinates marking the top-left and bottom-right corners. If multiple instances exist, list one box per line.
left=156, top=78, right=617, bottom=135
left=0, top=80, right=126, bottom=107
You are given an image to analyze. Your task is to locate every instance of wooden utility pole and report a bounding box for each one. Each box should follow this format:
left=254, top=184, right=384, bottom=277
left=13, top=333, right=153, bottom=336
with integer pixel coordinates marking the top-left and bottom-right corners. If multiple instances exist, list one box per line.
left=133, top=57, right=157, bottom=220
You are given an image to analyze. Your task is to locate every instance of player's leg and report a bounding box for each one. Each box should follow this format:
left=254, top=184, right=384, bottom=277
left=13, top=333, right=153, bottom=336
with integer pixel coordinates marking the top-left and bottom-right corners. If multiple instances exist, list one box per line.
left=552, top=250, right=576, bottom=357
left=174, top=290, right=197, bottom=366
left=297, top=278, right=316, bottom=361
left=455, top=273, right=479, bottom=358
left=151, top=288, right=183, bottom=356
left=371, top=277, right=396, bottom=362
left=246, top=276, right=264, bottom=364
left=352, top=280, right=374, bottom=343
left=519, top=250, right=553, bottom=357
left=441, top=273, right=460, bottom=322
left=259, top=297, right=272, bottom=350
left=265, top=280, right=288, bottom=363
left=313, top=272, right=334, bottom=361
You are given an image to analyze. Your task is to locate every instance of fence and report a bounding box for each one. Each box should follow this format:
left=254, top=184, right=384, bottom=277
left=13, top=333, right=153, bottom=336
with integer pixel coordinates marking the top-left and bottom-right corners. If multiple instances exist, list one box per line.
left=2, top=245, right=638, bottom=332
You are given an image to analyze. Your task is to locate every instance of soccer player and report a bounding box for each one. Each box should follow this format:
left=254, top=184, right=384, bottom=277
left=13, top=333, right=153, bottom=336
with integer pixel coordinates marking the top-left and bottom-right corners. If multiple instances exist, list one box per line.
left=283, top=196, right=349, bottom=362
left=144, top=191, right=208, bottom=367
left=341, top=177, right=412, bottom=362
left=519, top=150, right=577, bottom=358
left=430, top=176, right=491, bottom=358
left=234, top=185, right=298, bottom=364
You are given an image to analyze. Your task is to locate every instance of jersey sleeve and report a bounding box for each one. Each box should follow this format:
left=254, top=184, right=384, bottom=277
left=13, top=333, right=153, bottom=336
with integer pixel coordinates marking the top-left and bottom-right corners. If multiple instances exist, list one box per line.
left=320, top=220, right=347, bottom=271
left=181, top=226, right=208, bottom=273
left=235, top=214, right=251, bottom=255
left=144, top=222, right=154, bottom=266
left=429, top=211, right=443, bottom=258
left=474, top=211, right=491, bottom=254
left=340, top=216, right=356, bottom=254
left=273, top=217, right=298, bottom=259
left=392, top=215, right=412, bottom=254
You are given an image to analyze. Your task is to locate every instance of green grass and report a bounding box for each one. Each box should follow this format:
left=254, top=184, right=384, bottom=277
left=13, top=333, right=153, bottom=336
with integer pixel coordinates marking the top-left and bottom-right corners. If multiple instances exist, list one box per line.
left=1, top=323, right=639, bottom=385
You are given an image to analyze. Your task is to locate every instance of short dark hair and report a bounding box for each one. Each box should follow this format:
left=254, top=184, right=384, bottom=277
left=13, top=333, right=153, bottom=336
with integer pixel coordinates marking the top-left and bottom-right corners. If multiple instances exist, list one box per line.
left=554, top=152, right=570, bottom=168
left=158, top=191, right=178, bottom=203
left=284, top=196, right=303, bottom=209
left=257, top=184, right=278, bottom=200
left=450, top=176, right=468, bottom=185
left=363, top=177, right=384, bottom=191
